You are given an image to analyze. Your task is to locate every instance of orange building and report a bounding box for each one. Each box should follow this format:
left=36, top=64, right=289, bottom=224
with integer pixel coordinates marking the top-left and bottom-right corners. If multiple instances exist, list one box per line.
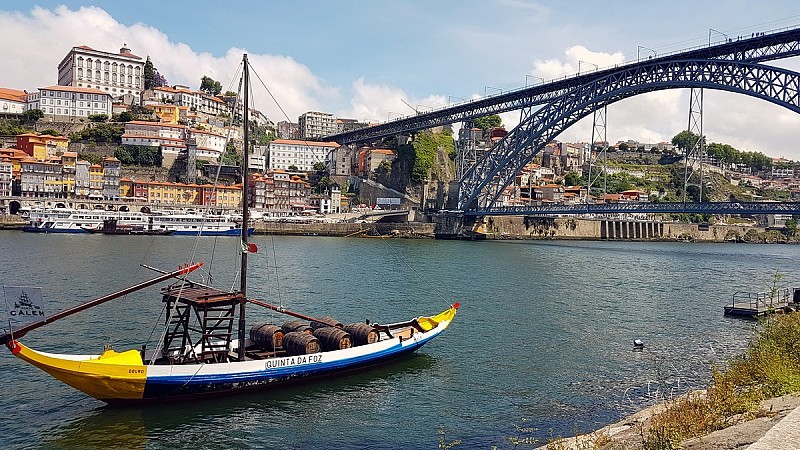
left=15, top=133, right=69, bottom=160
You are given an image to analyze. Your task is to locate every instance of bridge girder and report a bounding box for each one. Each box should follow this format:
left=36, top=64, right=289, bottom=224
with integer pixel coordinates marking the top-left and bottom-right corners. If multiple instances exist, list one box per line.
left=326, top=28, right=800, bottom=145
left=459, top=59, right=800, bottom=211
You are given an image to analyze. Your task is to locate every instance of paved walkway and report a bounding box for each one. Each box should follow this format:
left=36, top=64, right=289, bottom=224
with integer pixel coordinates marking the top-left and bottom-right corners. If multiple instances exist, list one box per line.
left=748, top=404, right=800, bottom=449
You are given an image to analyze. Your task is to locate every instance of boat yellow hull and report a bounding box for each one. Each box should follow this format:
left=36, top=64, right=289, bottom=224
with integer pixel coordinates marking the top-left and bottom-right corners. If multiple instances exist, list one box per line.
left=8, top=340, right=148, bottom=400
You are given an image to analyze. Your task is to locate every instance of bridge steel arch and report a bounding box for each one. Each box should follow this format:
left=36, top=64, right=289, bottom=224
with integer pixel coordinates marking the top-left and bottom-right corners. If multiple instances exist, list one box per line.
left=459, top=59, right=800, bottom=211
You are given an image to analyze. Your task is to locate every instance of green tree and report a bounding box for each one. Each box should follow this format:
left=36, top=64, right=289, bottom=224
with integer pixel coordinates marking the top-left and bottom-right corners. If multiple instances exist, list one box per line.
left=72, top=123, right=124, bottom=143
left=313, top=162, right=327, bottom=172
left=115, top=111, right=134, bottom=122
left=221, top=142, right=241, bottom=166
left=317, top=175, right=333, bottom=193
left=671, top=130, right=702, bottom=153
left=224, top=91, right=237, bottom=97
left=143, top=56, right=167, bottom=90
left=200, top=76, right=223, bottom=95
left=39, top=129, right=61, bottom=136
left=563, top=172, right=584, bottom=186
left=785, top=219, right=798, bottom=237
left=114, top=146, right=134, bottom=165
left=473, top=114, right=502, bottom=130
left=88, top=113, right=108, bottom=122
left=287, top=164, right=299, bottom=172
left=22, top=109, right=44, bottom=123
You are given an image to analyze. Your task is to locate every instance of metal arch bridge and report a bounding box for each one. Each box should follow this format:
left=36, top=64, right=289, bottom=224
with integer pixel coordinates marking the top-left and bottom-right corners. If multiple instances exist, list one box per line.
left=324, top=26, right=800, bottom=216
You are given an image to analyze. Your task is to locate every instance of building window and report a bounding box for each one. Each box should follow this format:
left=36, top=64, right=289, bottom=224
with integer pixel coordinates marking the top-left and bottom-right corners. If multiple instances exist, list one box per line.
left=104, top=72, right=109, bottom=81
left=104, top=61, right=109, bottom=70
left=95, top=60, right=101, bottom=70
left=95, top=70, right=100, bottom=79
left=112, top=73, right=117, bottom=82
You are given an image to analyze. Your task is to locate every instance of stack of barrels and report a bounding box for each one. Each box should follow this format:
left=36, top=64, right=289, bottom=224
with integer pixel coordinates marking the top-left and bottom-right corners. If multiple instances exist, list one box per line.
left=250, top=316, right=380, bottom=357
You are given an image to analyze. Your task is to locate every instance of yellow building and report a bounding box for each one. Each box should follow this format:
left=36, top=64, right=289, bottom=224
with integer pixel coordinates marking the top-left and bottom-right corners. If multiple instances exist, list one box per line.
left=60, top=152, right=77, bottom=196
left=146, top=103, right=181, bottom=124
left=89, top=164, right=104, bottom=199
left=215, top=184, right=243, bottom=209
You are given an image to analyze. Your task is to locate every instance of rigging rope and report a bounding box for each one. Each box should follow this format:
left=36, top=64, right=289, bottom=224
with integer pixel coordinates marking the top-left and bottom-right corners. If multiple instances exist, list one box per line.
left=368, top=224, right=454, bottom=310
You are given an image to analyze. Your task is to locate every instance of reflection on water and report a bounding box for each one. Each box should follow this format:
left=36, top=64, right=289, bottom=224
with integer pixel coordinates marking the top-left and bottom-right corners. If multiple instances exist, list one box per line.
left=1, top=235, right=794, bottom=448
left=39, top=354, right=435, bottom=450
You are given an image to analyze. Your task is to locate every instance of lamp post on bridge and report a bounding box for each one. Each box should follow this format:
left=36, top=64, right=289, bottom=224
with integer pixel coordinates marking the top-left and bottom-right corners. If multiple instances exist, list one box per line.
left=637, top=45, right=657, bottom=62
left=709, top=28, right=729, bottom=45
left=448, top=95, right=466, bottom=105
left=484, top=86, right=502, bottom=97
left=525, top=75, right=544, bottom=87
left=578, top=60, right=598, bottom=75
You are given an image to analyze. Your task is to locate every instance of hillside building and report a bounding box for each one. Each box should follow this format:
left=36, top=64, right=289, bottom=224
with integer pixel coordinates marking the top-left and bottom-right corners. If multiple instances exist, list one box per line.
left=57, top=44, right=144, bottom=103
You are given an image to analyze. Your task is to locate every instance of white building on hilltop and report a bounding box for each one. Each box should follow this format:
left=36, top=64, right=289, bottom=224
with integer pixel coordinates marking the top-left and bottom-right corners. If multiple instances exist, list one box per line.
left=268, top=139, right=340, bottom=172
left=0, top=88, right=26, bottom=115
left=58, top=44, right=145, bottom=103
left=298, top=111, right=336, bottom=139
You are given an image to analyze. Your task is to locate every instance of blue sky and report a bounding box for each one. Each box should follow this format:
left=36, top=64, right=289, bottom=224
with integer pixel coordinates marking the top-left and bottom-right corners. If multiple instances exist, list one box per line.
left=3, top=2, right=800, bottom=157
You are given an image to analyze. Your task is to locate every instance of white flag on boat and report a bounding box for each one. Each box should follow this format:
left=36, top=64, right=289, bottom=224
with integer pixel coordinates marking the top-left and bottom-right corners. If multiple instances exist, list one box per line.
left=3, top=286, right=46, bottom=326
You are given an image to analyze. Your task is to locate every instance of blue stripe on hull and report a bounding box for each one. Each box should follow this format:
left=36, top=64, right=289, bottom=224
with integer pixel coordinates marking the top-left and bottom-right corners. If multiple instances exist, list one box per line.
left=21, top=227, right=88, bottom=234
left=136, top=338, right=429, bottom=402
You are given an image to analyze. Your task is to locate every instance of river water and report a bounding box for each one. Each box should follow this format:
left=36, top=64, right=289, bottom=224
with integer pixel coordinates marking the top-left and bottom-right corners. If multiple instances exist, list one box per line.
left=0, top=233, right=797, bottom=449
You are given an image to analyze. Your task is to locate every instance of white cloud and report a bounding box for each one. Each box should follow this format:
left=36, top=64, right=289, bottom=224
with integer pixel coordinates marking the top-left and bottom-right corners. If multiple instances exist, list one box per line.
left=531, top=45, right=625, bottom=80
left=344, top=77, right=447, bottom=122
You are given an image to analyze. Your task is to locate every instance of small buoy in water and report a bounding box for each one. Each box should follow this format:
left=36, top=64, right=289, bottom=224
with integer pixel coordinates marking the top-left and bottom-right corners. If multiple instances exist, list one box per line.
left=633, top=339, right=644, bottom=349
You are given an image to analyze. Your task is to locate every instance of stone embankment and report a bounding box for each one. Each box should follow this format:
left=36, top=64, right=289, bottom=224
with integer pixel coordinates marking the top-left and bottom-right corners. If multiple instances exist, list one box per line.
left=253, top=222, right=434, bottom=238
left=0, top=215, right=25, bottom=230
left=481, top=216, right=779, bottom=243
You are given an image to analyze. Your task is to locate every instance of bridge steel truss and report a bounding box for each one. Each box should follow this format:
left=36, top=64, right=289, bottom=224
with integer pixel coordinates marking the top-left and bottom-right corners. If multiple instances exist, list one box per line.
left=459, top=59, right=800, bottom=211
left=326, top=28, right=800, bottom=145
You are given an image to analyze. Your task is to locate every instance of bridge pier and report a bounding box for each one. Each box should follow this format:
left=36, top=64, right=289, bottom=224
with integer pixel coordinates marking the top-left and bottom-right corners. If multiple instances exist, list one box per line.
left=432, top=211, right=486, bottom=240
left=600, top=220, right=663, bottom=240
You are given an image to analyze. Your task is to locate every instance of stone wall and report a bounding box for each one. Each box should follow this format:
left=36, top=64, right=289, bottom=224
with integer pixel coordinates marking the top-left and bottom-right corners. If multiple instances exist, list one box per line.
left=121, top=166, right=171, bottom=182
left=481, top=216, right=765, bottom=242
left=254, top=221, right=434, bottom=238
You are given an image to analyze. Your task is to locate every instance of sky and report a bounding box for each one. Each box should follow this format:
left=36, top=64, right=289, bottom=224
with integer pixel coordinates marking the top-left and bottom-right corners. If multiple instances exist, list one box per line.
left=3, top=1, right=800, bottom=158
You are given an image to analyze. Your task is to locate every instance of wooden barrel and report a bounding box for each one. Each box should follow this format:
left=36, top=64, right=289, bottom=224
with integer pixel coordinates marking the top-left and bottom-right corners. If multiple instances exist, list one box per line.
left=313, top=327, right=352, bottom=351
left=310, top=316, right=343, bottom=330
left=249, top=323, right=284, bottom=350
left=282, top=331, right=320, bottom=356
left=343, top=323, right=379, bottom=346
left=282, top=320, right=312, bottom=334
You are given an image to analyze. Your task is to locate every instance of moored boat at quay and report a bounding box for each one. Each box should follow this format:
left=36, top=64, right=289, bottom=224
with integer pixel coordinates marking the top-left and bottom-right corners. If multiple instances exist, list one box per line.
left=22, top=208, right=149, bottom=233
left=147, top=210, right=254, bottom=236
left=21, top=207, right=252, bottom=236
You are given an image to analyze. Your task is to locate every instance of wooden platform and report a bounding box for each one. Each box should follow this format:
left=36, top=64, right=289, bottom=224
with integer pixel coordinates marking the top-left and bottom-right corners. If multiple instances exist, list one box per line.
left=724, top=288, right=800, bottom=318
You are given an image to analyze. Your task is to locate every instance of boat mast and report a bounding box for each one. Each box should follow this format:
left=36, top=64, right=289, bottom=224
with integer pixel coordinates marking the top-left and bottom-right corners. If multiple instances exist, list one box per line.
left=238, top=54, right=250, bottom=361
